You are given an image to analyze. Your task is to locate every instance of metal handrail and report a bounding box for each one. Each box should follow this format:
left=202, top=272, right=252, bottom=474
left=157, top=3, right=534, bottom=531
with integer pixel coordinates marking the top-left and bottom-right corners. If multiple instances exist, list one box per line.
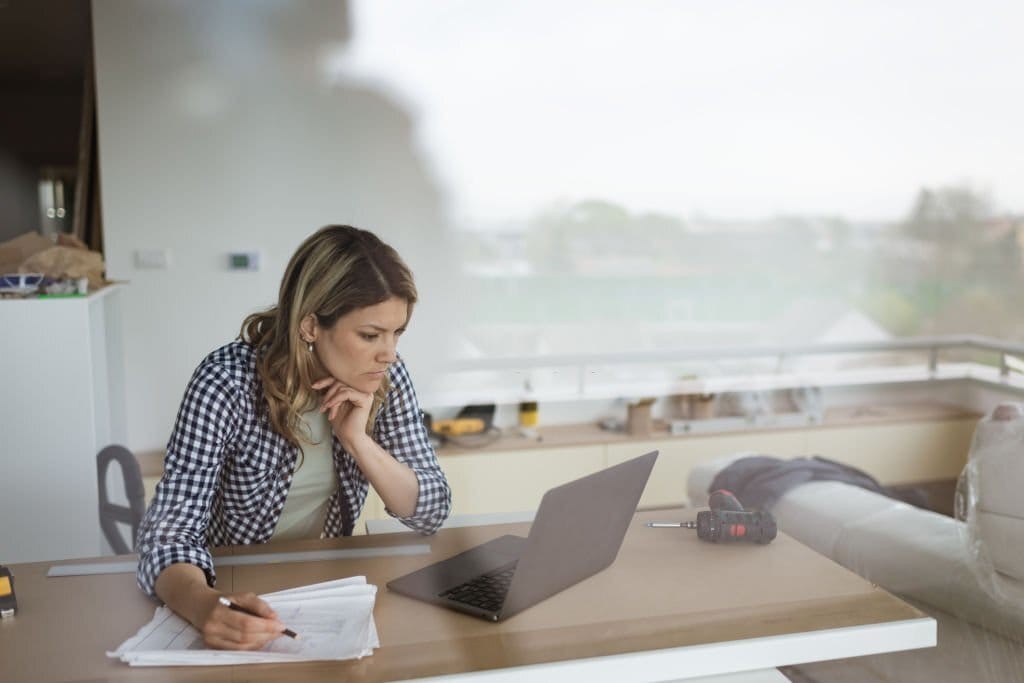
left=444, top=334, right=1024, bottom=377
left=421, top=334, right=1024, bottom=407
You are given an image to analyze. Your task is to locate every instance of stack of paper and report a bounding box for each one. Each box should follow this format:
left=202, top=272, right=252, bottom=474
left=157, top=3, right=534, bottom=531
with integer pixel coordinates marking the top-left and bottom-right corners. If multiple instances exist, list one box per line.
left=109, top=576, right=379, bottom=666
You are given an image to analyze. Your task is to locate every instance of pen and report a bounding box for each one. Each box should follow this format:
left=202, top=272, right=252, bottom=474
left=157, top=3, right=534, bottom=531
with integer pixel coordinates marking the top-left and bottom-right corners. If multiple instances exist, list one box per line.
left=218, top=596, right=299, bottom=639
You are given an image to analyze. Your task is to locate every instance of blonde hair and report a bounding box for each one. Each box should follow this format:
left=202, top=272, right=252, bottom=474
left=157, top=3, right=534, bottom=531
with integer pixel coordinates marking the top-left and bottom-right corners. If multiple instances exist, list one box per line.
left=241, top=225, right=418, bottom=447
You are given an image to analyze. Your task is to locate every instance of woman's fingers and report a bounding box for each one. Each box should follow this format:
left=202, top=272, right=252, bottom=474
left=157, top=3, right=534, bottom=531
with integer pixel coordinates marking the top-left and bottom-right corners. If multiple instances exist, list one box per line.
left=201, top=593, right=286, bottom=651
left=317, top=381, right=370, bottom=412
left=319, top=382, right=351, bottom=409
left=311, top=379, right=373, bottom=442
left=203, top=620, right=281, bottom=650
left=231, top=592, right=278, bottom=620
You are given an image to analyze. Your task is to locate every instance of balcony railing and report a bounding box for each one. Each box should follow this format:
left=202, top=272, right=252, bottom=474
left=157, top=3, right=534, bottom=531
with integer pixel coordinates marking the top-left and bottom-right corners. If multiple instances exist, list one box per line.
left=424, top=334, right=1024, bottom=408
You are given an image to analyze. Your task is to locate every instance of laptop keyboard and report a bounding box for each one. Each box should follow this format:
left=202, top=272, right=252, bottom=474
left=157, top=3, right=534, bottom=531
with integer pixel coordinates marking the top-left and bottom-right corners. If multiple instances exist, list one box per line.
left=439, top=562, right=517, bottom=613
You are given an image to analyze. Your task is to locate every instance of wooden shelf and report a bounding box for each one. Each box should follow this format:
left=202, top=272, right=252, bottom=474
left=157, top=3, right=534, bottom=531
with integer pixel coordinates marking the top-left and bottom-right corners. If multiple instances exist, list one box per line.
left=437, top=402, right=981, bottom=457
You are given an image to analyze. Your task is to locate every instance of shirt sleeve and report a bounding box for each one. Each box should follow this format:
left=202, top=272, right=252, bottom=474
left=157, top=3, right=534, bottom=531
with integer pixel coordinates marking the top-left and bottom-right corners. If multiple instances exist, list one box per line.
left=135, top=361, right=242, bottom=598
left=375, top=358, right=452, bottom=533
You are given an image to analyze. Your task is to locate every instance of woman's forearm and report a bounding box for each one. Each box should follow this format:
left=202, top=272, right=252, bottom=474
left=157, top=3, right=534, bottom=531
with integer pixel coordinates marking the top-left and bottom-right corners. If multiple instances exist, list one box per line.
left=154, top=562, right=220, bottom=628
left=345, top=434, right=420, bottom=517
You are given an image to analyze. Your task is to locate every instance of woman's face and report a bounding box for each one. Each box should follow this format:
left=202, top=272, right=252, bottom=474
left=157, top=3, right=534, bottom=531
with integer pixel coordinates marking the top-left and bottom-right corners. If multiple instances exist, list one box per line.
left=309, top=296, right=409, bottom=393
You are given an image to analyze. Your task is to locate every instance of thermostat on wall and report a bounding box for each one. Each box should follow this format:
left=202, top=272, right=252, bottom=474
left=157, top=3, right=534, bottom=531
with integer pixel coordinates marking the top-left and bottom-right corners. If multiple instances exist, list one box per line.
left=228, top=251, right=260, bottom=271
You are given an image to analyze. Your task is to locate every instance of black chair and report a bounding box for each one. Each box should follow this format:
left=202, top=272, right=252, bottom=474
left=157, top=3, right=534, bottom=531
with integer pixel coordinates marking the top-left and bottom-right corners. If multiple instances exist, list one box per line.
left=96, top=445, right=146, bottom=554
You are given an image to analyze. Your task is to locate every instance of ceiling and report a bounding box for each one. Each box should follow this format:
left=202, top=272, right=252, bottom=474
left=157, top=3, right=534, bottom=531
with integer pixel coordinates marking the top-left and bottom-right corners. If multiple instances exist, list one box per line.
left=0, top=0, right=91, bottom=92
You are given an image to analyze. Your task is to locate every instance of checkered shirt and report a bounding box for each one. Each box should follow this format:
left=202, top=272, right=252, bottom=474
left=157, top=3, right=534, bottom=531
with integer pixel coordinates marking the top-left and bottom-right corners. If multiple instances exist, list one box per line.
left=136, top=341, right=451, bottom=597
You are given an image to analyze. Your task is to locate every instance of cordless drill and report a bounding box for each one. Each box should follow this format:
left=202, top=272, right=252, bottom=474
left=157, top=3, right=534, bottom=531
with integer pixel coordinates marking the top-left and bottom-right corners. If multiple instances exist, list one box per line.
left=647, top=489, right=777, bottom=544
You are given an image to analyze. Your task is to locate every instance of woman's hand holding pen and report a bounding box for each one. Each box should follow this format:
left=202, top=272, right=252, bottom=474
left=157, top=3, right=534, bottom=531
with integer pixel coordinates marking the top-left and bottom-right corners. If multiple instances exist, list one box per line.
left=313, top=377, right=373, bottom=450
left=155, top=564, right=288, bottom=651
left=196, top=591, right=288, bottom=651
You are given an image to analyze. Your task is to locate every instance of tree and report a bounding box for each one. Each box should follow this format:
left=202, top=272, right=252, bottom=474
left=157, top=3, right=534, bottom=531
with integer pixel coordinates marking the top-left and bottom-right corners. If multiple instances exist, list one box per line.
left=526, top=199, right=688, bottom=274
left=892, top=184, right=1023, bottom=337
left=902, top=185, right=992, bottom=246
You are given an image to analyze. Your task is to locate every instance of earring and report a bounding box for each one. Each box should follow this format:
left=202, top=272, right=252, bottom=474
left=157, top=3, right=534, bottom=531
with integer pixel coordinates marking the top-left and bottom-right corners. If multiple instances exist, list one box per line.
left=307, top=341, right=314, bottom=353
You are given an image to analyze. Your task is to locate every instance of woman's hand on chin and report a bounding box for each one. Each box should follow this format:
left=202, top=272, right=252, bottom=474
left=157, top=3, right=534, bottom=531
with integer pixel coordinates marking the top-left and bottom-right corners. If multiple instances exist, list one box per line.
left=313, top=377, right=372, bottom=449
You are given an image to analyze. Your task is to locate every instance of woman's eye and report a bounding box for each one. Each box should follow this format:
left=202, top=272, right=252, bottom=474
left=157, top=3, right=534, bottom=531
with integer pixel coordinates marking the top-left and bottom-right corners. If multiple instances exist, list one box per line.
left=360, top=333, right=379, bottom=341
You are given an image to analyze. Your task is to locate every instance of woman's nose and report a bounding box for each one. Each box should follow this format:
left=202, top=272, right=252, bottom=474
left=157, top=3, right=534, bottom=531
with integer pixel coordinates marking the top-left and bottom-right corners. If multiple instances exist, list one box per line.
left=378, top=338, right=398, bottom=362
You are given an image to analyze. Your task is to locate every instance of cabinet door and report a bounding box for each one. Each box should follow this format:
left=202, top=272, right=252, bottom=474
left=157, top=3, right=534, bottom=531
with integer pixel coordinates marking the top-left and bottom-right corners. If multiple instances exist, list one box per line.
left=439, top=445, right=606, bottom=516
left=607, top=431, right=807, bottom=509
left=803, top=418, right=976, bottom=484
left=2, top=291, right=126, bottom=562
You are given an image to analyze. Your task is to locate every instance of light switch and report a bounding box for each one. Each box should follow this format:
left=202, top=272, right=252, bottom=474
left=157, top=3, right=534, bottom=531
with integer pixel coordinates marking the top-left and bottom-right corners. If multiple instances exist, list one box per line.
left=134, top=248, right=170, bottom=270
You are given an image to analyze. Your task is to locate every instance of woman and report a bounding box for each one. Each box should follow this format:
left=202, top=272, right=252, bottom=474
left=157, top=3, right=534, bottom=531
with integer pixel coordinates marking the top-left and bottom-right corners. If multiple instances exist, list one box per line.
left=136, top=225, right=451, bottom=650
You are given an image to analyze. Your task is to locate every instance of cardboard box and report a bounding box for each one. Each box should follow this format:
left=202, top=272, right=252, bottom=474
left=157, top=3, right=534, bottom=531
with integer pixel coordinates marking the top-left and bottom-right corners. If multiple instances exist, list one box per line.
left=627, top=398, right=656, bottom=436
left=0, top=231, right=106, bottom=291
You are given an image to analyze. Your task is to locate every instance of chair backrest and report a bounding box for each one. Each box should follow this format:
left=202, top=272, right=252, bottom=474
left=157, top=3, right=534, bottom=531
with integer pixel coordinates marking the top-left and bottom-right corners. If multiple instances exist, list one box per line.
left=96, top=445, right=146, bottom=554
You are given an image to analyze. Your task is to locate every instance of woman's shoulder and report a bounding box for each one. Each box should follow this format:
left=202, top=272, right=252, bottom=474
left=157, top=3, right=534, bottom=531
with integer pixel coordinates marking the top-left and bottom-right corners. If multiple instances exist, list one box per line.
left=386, top=354, right=414, bottom=388
left=193, top=340, right=258, bottom=390
left=382, top=354, right=423, bottom=413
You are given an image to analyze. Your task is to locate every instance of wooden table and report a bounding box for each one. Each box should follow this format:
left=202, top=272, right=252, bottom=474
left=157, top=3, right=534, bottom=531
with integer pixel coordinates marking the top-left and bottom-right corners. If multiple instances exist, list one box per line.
left=0, top=511, right=934, bottom=682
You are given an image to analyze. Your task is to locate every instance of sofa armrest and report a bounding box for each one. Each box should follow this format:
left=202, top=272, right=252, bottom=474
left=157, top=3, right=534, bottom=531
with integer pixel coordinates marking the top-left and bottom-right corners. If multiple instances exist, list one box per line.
left=688, top=455, right=1024, bottom=642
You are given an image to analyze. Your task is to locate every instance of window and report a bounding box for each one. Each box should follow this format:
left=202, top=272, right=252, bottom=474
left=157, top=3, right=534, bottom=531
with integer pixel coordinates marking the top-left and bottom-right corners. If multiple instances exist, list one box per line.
left=340, top=0, right=1024, bottom=367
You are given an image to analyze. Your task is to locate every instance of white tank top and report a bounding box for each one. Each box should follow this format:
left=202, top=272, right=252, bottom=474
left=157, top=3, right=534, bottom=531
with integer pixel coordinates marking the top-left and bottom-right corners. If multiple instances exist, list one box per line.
left=270, top=409, right=336, bottom=541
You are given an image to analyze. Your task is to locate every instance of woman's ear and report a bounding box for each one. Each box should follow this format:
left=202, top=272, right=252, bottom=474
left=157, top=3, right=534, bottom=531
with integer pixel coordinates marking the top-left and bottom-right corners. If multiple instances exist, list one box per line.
left=299, top=314, right=319, bottom=343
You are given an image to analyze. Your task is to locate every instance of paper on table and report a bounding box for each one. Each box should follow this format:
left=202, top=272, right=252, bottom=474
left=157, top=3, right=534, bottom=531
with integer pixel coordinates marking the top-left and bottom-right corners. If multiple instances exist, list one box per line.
left=108, top=576, right=378, bottom=666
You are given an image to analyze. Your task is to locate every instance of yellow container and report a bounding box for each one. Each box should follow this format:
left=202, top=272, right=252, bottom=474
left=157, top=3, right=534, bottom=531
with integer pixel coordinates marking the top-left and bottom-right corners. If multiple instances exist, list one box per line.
left=518, top=401, right=538, bottom=428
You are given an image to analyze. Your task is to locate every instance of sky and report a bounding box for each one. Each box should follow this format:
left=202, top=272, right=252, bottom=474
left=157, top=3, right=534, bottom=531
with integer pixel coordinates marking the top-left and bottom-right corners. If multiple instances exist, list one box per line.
left=342, top=0, right=1024, bottom=226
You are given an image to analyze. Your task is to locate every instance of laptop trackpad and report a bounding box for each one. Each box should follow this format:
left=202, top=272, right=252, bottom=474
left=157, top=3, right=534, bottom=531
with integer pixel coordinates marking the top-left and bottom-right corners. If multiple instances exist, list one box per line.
left=389, top=534, right=526, bottom=596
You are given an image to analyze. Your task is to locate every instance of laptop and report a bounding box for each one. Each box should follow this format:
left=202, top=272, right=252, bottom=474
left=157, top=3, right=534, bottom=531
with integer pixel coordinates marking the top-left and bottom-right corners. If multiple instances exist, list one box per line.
left=387, top=450, right=658, bottom=622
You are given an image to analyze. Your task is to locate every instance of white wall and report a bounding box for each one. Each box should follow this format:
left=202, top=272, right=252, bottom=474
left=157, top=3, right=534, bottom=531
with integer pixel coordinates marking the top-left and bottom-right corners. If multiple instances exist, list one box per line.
left=92, top=1, right=460, bottom=451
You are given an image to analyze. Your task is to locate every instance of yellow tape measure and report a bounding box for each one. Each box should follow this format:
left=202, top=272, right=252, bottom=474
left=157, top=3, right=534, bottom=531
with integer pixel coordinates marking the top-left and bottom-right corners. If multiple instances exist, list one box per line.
left=0, top=565, right=16, bottom=618
left=431, top=417, right=486, bottom=436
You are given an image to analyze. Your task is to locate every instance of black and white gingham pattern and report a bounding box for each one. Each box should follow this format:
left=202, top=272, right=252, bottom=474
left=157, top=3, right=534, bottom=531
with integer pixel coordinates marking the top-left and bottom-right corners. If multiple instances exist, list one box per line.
left=136, top=341, right=451, bottom=597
